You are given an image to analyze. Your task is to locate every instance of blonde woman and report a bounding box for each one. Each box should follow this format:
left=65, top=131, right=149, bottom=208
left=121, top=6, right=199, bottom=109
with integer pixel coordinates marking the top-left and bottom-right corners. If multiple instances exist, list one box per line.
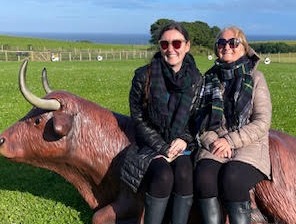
left=193, top=26, right=272, bottom=224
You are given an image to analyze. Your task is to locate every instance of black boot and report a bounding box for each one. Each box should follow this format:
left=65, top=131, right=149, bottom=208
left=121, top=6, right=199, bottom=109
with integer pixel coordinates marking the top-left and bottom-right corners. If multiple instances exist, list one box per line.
left=144, top=193, right=169, bottom=224
left=198, top=197, right=222, bottom=224
left=171, top=193, right=193, bottom=224
left=225, top=201, right=251, bottom=224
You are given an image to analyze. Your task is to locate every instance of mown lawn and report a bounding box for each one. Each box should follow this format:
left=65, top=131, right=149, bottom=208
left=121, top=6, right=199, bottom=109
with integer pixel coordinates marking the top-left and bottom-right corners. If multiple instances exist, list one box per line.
left=0, top=57, right=295, bottom=223
left=0, top=34, right=150, bottom=51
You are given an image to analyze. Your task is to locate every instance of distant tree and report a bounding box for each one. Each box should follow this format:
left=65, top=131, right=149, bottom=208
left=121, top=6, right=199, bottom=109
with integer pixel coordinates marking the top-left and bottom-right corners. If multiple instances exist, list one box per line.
left=183, top=21, right=219, bottom=49
left=149, top=19, right=220, bottom=49
left=250, top=42, right=296, bottom=53
left=211, top=26, right=220, bottom=39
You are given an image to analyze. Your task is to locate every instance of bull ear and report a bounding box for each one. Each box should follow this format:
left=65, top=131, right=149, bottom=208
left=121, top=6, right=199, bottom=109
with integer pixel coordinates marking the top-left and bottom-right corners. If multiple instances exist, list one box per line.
left=53, top=112, right=73, bottom=136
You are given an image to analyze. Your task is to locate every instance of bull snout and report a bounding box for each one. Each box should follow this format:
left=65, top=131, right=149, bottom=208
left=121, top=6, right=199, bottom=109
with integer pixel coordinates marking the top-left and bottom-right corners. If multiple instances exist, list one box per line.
left=0, top=137, right=4, bottom=146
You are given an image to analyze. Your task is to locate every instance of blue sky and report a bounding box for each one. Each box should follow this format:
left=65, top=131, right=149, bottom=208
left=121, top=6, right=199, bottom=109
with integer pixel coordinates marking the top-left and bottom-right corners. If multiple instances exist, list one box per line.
left=1, top=0, right=295, bottom=36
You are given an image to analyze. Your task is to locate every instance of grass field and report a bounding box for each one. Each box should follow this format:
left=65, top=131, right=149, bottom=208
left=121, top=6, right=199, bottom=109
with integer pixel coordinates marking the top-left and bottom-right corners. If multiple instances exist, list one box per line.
left=0, top=55, right=295, bottom=223
left=0, top=35, right=150, bottom=51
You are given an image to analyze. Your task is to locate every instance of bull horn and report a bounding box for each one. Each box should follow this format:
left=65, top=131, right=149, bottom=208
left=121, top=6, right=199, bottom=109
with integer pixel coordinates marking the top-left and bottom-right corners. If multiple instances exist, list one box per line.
left=19, top=59, right=61, bottom=110
left=42, top=68, right=53, bottom=93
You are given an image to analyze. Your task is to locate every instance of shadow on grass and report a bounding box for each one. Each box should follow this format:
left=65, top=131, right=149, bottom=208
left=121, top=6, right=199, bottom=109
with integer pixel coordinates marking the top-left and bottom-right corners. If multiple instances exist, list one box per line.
left=0, top=156, right=93, bottom=223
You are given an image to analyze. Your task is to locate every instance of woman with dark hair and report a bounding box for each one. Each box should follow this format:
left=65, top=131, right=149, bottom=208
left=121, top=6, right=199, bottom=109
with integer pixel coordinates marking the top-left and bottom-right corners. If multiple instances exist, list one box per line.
left=193, top=26, right=272, bottom=224
left=121, top=21, right=202, bottom=224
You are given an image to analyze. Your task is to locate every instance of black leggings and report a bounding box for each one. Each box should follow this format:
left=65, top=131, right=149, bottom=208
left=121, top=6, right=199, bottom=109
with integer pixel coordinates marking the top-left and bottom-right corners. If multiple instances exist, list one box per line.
left=194, top=159, right=265, bottom=202
left=144, top=155, right=193, bottom=198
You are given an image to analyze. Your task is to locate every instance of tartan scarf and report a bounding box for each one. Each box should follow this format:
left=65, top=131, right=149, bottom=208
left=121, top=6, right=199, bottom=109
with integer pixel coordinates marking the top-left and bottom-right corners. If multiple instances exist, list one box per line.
left=197, top=56, right=254, bottom=132
left=147, top=52, right=199, bottom=142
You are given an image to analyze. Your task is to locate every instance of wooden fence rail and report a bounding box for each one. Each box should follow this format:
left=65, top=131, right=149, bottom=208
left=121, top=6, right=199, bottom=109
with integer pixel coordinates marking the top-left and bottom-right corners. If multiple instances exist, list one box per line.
left=0, top=50, right=156, bottom=62
left=1, top=50, right=296, bottom=63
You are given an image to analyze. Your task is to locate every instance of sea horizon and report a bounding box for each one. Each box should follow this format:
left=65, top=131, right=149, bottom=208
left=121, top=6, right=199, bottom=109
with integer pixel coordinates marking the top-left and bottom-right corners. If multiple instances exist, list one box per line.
left=1, top=31, right=296, bottom=45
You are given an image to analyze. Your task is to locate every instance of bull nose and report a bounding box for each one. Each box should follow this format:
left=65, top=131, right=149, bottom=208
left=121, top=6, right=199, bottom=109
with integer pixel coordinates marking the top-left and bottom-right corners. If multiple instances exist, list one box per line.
left=0, top=137, right=5, bottom=146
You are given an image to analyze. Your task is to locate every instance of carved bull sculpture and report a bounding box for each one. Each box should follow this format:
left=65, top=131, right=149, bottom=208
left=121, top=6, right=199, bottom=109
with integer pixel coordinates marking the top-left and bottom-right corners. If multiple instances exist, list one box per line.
left=0, top=60, right=295, bottom=223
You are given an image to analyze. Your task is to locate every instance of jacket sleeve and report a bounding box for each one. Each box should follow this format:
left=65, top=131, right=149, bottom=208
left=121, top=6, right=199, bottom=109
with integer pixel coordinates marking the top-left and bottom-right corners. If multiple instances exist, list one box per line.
left=223, top=71, right=272, bottom=149
left=178, top=125, right=194, bottom=144
left=200, top=131, right=219, bottom=150
left=129, top=67, right=169, bottom=155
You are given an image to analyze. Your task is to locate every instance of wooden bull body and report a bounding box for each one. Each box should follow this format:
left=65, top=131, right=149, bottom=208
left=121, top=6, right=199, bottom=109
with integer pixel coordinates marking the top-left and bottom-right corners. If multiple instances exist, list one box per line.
left=0, top=60, right=295, bottom=223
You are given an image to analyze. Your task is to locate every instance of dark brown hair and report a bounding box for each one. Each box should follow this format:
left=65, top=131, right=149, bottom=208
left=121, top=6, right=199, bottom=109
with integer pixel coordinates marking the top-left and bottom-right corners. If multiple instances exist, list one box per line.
left=157, top=21, right=190, bottom=42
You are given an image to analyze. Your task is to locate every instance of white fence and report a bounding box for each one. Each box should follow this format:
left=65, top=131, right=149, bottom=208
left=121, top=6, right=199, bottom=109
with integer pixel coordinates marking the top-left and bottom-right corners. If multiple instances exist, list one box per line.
left=0, top=50, right=156, bottom=62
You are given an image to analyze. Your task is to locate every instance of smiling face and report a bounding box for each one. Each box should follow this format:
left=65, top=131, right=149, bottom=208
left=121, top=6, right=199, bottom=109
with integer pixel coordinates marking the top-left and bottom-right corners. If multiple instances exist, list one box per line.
left=216, top=29, right=246, bottom=63
left=159, top=29, right=190, bottom=72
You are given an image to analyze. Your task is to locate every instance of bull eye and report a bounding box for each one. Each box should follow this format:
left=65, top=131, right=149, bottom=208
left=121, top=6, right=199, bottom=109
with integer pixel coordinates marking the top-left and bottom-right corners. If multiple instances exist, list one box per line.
left=34, top=118, right=41, bottom=126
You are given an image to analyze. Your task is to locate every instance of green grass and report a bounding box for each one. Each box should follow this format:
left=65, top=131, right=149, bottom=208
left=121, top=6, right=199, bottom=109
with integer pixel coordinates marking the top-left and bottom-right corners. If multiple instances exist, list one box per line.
left=0, top=160, right=92, bottom=223
left=257, top=62, right=296, bottom=134
left=0, top=34, right=150, bottom=51
left=0, top=55, right=295, bottom=223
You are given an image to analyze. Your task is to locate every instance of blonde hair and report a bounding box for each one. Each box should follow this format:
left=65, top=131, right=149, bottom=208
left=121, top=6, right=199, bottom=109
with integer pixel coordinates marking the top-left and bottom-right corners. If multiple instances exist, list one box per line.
left=214, top=26, right=250, bottom=57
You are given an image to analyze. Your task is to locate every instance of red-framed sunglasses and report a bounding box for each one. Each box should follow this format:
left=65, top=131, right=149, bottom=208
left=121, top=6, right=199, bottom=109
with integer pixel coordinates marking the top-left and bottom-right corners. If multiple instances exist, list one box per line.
left=158, top=39, right=187, bottom=50
left=216, top=38, right=241, bottom=49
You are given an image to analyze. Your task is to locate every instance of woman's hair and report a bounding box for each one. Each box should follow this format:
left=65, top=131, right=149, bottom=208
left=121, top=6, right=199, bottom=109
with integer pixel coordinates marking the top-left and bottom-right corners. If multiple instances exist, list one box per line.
left=157, top=21, right=190, bottom=42
left=214, top=26, right=250, bottom=57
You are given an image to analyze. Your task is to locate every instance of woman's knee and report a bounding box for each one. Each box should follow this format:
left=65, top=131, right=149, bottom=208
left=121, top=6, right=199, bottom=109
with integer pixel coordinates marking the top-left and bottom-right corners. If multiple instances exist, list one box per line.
left=145, top=158, right=174, bottom=197
left=194, top=159, right=221, bottom=185
left=148, top=158, right=174, bottom=185
left=220, top=161, right=256, bottom=188
left=220, top=161, right=265, bottom=201
left=173, top=156, right=193, bottom=182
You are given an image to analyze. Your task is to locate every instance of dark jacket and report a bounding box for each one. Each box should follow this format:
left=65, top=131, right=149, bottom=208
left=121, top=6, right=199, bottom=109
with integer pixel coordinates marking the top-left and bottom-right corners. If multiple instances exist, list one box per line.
left=121, top=58, right=203, bottom=192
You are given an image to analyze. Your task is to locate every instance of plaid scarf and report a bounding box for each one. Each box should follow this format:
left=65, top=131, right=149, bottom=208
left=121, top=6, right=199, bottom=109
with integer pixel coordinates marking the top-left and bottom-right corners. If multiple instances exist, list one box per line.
left=197, top=56, right=253, bottom=132
left=147, top=52, right=199, bottom=142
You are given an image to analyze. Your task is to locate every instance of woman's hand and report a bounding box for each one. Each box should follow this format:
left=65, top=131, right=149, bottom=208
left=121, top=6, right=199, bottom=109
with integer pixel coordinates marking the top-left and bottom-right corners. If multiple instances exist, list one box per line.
left=167, top=138, right=187, bottom=159
left=210, top=138, right=232, bottom=158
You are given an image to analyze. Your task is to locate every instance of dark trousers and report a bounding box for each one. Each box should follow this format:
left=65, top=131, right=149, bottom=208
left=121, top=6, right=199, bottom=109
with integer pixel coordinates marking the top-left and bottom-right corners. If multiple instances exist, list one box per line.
left=193, top=159, right=265, bottom=201
left=144, top=155, right=193, bottom=198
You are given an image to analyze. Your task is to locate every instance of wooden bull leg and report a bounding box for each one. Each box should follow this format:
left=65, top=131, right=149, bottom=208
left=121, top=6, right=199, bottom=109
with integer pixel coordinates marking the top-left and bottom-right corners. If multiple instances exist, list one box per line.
left=93, top=189, right=144, bottom=224
left=92, top=204, right=117, bottom=224
left=92, top=203, right=143, bottom=224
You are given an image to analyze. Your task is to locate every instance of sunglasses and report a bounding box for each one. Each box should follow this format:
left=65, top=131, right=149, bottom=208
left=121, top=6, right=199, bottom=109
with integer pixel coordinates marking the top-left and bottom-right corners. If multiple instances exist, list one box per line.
left=159, top=39, right=186, bottom=50
left=216, top=38, right=241, bottom=49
